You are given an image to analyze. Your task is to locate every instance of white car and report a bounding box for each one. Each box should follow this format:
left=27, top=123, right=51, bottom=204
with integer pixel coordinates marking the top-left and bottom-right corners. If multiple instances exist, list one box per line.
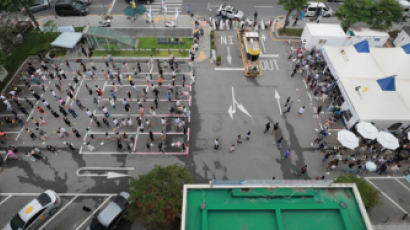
left=86, top=192, right=131, bottom=230
left=3, top=190, right=61, bottom=230
left=29, top=0, right=50, bottom=13
left=304, top=2, right=333, bottom=17
left=217, top=4, right=244, bottom=20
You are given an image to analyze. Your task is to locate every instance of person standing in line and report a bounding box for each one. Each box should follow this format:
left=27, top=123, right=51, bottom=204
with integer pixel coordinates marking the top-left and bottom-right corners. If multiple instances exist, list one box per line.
left=245, top=131, right=251, bottom=140
left=283, top=149, right=291, bottom=159
left=63, top=117, right=71, bottom=127
left=236, top=134, right=242, bottom=145
left=316, top=105, right=322, bottom=115
left=214, top=138, right=220, bottom=150
left=284, top=96, right=291, bottom=107
left=230, top=144, right=236, bottom=153
left=272, top=122, right=280, bottom=133
left=297, top=106, right=305, bottom=116
left=264, top=121, right=271, bottom=134
left=300, top=164, right=308, bottom=176
left=275, top=136, right=284, bottom=149
left=283, top=100, right=293, bottom=114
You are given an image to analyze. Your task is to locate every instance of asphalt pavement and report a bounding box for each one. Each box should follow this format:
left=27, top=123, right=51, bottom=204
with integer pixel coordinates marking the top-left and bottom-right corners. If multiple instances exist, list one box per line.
left=1, top=1, right=409, bottom=229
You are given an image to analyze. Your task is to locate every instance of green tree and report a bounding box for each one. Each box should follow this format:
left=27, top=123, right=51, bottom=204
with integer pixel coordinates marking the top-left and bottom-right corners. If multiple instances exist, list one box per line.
left=336, top=0, right=375, bottom=31
left=370, top=0, right=403, bottom=29
left=0, top=16, right=19, bottom=55
left=128, top=164, right=193, bottom=230
left=334, top=175, right=381, bottom=210
left=278, top=0, right=309, bottom=31
left=0, top=0, right=39, bottom=27
left=336, top=0, right=401, bottom=31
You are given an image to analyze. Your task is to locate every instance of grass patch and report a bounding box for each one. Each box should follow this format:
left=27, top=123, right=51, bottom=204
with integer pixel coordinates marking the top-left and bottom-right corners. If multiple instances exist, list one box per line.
left=278, top=28, right=303, bottom=37
left=0, top=30, right=59, bottom=91
left=93, top=50, right=189, bottom=57
left=75, top=27, right=84, bottom=32
left=137, top=37, right=193, bottom=49
left=53, top=47, right=68, bottom=57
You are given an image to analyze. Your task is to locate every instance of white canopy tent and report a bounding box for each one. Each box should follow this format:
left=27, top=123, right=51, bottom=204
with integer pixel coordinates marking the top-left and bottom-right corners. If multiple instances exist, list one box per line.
left=322, top=45, right=410, bottom=129
left=51, top=32, right=82, bottom=49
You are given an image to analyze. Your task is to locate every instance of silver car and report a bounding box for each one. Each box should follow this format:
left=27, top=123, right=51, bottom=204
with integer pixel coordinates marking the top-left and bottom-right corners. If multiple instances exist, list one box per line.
left=3, top=190, right=61, bottom=230
left=87, top=192, right=131, bottom=230
left=29, top=0, right=50, bottom=13
left=217, top=4, right=244, bottom=20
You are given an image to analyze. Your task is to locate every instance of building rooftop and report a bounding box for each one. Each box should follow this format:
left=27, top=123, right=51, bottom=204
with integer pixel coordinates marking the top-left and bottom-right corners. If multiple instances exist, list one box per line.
left=181, top=181, right=372, bottom=230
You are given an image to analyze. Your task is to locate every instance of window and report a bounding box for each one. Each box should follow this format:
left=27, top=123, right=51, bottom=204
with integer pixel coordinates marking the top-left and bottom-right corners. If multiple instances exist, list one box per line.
left=25, top=208, right=45, bottom=228
left=319, top=39, right=327, bottom=45
left=10, top=214, right=25, bottom=230
left=308, top=7, right=317, bottom=12
left=37, top=193, right=51, bottom=206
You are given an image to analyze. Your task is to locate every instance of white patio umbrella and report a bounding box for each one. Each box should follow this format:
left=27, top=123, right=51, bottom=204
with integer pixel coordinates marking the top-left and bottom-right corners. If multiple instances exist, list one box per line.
left=377, top=131, right=399, bottom=150
left=337, top=130, right=359, bottom=150
left=356, top=122, right=378, bottom=140
left=365, top=161, right=377, bottom=172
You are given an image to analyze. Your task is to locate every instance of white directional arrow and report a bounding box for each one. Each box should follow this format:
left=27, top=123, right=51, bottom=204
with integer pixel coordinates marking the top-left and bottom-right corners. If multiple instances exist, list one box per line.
left=227, top=46, right=232, bottom=65
left=228, top=87, right=252, bottom=119
left=274, top=89, right=282, bottom=115
left=260, top=34, right=266, bottom=53
left=76, top=167, right=134, bottom=179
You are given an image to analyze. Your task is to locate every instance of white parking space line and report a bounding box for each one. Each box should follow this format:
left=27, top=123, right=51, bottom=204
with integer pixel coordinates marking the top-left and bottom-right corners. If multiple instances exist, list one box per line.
left=0, top=195, right=12, bottom=207
left=365, top=178, right=409, bottom=214
left=0, top=193, right=117, bottom=196
left=364, top=176, right=405, bottom=179
left=214, top=67, right=244, bottom=71
left=394, top=178, right=410, bottom=193
left=70, top=79, right=84, bottom=106
left=39, top=195, right=79, bottom=230
left=75, top=195, right=114, bottom=230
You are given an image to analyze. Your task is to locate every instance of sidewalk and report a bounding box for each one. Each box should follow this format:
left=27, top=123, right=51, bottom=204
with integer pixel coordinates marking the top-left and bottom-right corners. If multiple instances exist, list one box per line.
left=38, top=14, right=210, bottom=62
left=274, top=14, right=407, bottom=36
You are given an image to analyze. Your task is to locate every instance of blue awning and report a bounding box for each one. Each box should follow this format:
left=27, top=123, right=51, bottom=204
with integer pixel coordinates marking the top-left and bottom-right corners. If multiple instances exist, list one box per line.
left=377, top=76, right=396, bottom=91
left=51, top=32, right=82, bottom=49
left=402, top=43, right=410, bottom=54
left=354, top=40, right=370, bottom=53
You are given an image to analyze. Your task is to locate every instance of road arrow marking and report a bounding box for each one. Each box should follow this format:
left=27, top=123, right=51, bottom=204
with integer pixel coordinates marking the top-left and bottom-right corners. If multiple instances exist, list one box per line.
left=228, top=87, right=252, bottom=119
left=260, top=34, right=266, bottom=52
left=76, top=167, right=134, bottom=179
left=274, top=89, right=282, bottom=115
left=227, top=46, right=232, bottom=65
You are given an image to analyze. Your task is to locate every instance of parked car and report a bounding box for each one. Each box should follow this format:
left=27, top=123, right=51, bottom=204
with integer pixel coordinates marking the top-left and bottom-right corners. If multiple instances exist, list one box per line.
left=304, top=2, right=333, bottom=17
left=86, top=192, right=131, bottom=230
left=29, top=0, right=50, bottom=13
left=125, top=0, right=153, bottom=3
left=216, top=4, right=244, bottom=20
left=77, top=0, right=93, bottom=5
left=55, top=0, right=88, bottom=16
left=2, top=190, right=61, bottom=230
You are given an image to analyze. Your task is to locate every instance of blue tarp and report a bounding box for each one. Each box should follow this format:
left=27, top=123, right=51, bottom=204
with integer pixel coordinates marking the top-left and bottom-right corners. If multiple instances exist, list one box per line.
left=354, top=40, right=370, bottom=53
left=402, top=43, right=410, bottom=54
left=377, top=76, right=396, bottom=91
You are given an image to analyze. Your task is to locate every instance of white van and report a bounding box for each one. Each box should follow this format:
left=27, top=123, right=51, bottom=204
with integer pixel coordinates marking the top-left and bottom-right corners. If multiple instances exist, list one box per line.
left=304, top=2, right=333, bottom=17
left=397, top=0, right=410, bottom=17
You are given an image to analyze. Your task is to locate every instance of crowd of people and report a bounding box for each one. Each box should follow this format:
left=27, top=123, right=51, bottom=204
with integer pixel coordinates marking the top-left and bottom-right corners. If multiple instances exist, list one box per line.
left=288, top=45, right=410, bottom=176
left=1, top=54, right=194, bottom=164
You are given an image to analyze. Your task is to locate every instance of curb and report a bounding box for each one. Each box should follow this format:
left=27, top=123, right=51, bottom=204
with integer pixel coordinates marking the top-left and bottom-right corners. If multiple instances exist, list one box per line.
left=270, top=15, right=301, bottom=42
